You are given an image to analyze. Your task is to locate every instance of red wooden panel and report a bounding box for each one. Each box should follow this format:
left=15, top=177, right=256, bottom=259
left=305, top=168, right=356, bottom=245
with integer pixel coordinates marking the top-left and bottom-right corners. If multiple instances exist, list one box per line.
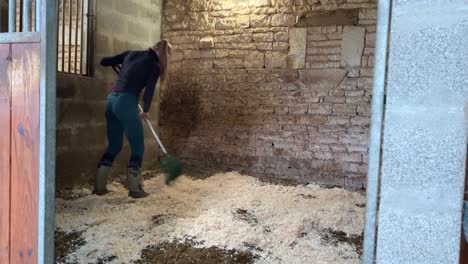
left=10, top=43, right=40, bottom=264
left=0, top=44, right=11, bottom=264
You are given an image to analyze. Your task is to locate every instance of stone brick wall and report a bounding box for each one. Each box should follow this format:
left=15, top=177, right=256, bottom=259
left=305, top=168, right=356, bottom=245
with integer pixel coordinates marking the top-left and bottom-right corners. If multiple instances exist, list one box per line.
left=161, top=0, right=377, bottom=188
left=56, top=0, right=163, bottom=189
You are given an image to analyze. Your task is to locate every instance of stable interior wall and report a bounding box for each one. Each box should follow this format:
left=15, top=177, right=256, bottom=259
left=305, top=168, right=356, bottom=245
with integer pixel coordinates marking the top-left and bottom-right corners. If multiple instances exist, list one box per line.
left=160, top=0, right=377, bottom=188
left=56, top=0, right=163, bottom=189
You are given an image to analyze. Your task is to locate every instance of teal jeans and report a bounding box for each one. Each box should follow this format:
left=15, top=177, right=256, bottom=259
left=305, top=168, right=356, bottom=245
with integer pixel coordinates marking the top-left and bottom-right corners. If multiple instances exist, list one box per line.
left=99, top=92, right=144, bottom=169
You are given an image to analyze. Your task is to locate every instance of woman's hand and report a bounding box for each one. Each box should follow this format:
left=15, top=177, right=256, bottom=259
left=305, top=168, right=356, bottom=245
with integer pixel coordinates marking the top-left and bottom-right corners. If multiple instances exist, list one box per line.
left=140, top=111, right=150, bottom=120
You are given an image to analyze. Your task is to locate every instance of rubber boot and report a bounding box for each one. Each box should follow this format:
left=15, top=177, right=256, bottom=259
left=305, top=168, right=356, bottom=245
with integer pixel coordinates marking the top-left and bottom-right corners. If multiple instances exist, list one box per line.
left=92, top=165, right=111, bottom=196
left=127, top=167, right=149, bottom=199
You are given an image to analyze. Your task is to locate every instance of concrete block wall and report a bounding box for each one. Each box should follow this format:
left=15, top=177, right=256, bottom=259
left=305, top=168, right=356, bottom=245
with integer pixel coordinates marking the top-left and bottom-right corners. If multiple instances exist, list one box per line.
left=56, top=0, right=163, bottom=189
left=374, top=1, right=468, bottom=262
left=161, top=0, right=377, bottom=188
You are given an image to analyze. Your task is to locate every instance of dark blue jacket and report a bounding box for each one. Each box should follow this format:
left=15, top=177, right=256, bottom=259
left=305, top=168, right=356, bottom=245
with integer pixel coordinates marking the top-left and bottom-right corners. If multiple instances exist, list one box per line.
left=100, top=48, right=160, bottom=112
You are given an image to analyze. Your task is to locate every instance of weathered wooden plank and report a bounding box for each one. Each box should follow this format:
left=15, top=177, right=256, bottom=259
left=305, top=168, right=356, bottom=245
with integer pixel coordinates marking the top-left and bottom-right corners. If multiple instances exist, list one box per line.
left=0, top=44, right=11, bottom=264
left=10, top=42, right=40, bottom=264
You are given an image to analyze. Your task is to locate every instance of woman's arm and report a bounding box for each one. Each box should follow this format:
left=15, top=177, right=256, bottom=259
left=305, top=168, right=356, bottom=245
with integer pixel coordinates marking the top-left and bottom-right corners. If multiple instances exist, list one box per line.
left=100, top=50, right=130, bottom=66
left=142, top=67, right=161, bottom=113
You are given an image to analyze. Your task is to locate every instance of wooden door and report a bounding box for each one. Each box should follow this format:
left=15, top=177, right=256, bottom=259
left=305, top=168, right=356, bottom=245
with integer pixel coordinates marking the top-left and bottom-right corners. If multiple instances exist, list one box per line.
left=0, top=43, right=11, bottom=264
left=0, top=0, right=56, bottom=263
left=0, top=42, right=41, bottom=264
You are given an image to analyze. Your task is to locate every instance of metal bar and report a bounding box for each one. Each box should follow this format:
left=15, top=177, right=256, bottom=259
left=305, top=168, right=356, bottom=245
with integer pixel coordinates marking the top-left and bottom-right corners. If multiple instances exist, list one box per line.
left=81, top=0, right=88, bottom=75
left=31, top=0, right=34, bottom=32
left=36, top=0, right=40, bottom=32
left=0, top=0, right=2, bottom=32
left=87, top=0, right=94, bottom=75
left=37, top=0, right=56, bottom=262
left=74, top=0, right=78, bottom=73
left=0, top=32, right=41, bottom=43
left=68, top=0, right=72, bottom=72
left=79, top=0, right=83, bottom=74
left=23, top=0, right=31, bottom=32
left=8, top=0, right=15, bottom=32
left=61, top=0, right=65, bottom=71
left=1, top=2, right=8, bottom=33
left=30, top=0, right=34, bottom=32
left=56, top=0, right=59, bottom=71
left=18, top=0, right=22, bottom=32
left=0, top=1, right=3, bottom=32
left=362, top=0, right=392, bottom=263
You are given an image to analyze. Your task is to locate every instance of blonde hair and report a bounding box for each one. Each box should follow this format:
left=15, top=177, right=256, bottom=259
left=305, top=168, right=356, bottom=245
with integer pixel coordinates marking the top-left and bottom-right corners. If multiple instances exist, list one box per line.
left=152, top=39, right=173, bottom=83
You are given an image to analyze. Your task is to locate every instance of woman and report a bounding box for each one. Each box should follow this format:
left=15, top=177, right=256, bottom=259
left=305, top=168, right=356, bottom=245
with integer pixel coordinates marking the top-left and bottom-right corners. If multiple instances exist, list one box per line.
left=93, top=40, right=172, bottom=199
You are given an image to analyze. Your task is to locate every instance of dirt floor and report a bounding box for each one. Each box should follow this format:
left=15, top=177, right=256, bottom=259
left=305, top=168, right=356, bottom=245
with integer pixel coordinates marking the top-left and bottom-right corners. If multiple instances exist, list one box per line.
left=55, top=172, right=365, bottom=264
